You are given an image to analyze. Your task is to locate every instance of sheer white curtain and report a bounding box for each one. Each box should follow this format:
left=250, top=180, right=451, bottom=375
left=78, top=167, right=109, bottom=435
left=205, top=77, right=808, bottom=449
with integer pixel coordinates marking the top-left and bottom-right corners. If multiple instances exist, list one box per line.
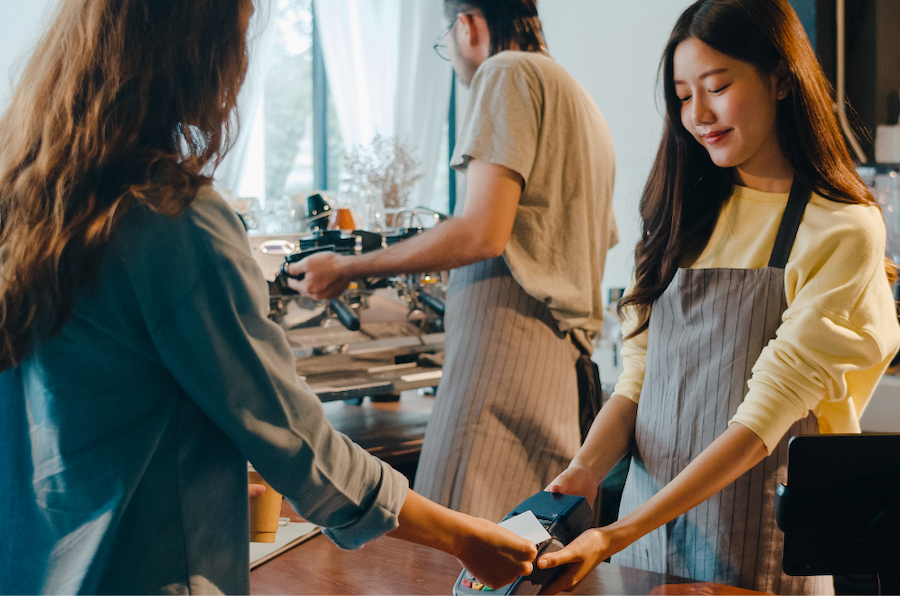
left=313, top=0, right=452, bottom=209
left=394, top=0, right=454, bottom=210
left=214, top=1, right=277, bottom=205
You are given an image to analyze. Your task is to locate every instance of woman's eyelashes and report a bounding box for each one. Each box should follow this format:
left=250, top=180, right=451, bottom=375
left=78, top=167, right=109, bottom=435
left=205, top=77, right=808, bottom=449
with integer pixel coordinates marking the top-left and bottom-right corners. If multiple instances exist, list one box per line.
left=677, top=83, right=731, bottom=104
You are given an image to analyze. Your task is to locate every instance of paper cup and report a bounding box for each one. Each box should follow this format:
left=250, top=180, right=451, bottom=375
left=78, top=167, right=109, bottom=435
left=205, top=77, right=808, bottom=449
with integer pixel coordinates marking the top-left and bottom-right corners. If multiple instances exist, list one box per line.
left=334, top=207, right=356, bottom=231
left=248, top=470, right=283, bottom=543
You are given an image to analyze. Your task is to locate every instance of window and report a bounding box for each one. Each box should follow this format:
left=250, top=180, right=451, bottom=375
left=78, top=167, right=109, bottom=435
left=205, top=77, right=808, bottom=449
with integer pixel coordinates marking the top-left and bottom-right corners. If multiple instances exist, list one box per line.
left=263, top=0, right=343, bottom=200
left=258, top=0, right=454, bottom=215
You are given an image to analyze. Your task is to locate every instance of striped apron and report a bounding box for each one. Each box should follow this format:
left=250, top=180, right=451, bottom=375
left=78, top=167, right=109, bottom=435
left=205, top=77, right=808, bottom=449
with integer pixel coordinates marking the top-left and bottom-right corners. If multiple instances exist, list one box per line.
left=611, top=182, right=832, bottom=595
left=413, top=256, right=581, bottom=522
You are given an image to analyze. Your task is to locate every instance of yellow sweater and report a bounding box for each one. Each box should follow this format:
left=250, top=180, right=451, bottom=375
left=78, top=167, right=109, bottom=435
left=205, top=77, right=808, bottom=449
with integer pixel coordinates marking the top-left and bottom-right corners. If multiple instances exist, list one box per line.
left=614, top=185, right=900, bottom=452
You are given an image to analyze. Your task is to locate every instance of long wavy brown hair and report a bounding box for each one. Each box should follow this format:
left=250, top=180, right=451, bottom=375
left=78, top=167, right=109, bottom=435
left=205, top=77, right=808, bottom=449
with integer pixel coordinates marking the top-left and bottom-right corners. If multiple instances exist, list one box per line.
left=0, top=0, right=253, bottom=371
left=620, top=0, right=888, bottom=338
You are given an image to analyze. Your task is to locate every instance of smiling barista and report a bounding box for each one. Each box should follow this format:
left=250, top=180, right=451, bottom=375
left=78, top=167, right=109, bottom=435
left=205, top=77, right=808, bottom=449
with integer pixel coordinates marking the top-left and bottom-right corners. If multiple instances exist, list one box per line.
left=286, top=0, right=617, bottom=523
left=537, top=1, right=900, bottom=594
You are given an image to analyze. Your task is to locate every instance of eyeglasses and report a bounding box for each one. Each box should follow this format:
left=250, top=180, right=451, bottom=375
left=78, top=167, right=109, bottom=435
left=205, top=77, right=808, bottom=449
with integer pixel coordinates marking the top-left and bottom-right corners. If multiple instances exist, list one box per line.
left=433, top=17, right=458, bottom=61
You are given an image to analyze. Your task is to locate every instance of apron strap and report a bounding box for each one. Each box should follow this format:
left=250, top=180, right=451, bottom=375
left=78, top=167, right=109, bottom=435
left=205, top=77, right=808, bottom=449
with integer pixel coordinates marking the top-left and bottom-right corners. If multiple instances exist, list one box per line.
left=767, top=179, right=811, bottom=269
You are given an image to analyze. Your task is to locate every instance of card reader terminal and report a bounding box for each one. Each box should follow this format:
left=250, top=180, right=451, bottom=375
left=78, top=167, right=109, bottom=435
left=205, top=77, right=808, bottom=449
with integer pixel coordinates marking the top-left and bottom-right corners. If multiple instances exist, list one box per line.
left=453, top=492, right=592, bottom=595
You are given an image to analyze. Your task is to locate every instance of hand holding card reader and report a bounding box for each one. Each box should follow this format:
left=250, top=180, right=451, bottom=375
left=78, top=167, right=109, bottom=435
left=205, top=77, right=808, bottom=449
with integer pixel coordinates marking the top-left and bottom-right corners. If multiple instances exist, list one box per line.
left=453, top=492, right=591, bottom=595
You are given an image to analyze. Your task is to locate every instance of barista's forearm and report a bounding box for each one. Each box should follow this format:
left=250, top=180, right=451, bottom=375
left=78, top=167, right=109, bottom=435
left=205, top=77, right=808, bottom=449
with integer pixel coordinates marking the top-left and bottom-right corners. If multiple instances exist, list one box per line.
left=603, top=422, right=768, bottom=550
left=568, top=394, right=638, bottom=485
left=342, top=159, right=521, bottom=278
left=344, top=216, right=504, bottom=278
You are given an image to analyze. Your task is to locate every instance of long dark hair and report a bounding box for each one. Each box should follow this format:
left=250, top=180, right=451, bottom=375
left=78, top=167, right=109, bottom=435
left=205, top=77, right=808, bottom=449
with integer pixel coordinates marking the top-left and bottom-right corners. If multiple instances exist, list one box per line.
left=0, top=0, right=253, bottom=371
left=444, top=0, right=546, bottom=55
left=620, top=0, right=882, bottom=337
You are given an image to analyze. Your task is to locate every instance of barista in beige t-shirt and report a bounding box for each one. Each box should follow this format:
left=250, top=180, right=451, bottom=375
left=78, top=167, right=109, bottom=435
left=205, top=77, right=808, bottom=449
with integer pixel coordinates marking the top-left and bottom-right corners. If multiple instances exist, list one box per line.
left=286, top=0, right=616, bottom=521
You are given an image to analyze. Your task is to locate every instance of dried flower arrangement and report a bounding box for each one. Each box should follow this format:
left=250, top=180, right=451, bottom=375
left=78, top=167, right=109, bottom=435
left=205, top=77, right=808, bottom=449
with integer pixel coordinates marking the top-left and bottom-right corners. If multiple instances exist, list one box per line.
left=343, top=133, right=423, bottom=210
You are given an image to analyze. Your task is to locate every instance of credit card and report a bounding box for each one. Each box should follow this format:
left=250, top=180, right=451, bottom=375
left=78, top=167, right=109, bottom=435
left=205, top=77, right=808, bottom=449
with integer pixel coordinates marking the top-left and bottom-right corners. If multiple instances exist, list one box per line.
left=498, top=510, right=552, bottom=545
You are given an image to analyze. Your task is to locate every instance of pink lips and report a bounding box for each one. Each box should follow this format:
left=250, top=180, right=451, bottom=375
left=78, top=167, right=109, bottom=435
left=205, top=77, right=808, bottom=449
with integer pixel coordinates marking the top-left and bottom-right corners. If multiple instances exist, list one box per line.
left=701, top=129, right=731, bottom=145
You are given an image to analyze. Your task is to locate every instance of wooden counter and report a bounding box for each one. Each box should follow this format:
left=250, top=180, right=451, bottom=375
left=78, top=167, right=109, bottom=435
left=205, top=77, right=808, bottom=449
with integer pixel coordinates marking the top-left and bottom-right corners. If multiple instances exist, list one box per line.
left=250, top=531, right=760, bottom=595
left=253, top=395, right=764, bottom=595
left=321, top=391, right=434, bottom=481
left=251, top=497, right=763, bottom=596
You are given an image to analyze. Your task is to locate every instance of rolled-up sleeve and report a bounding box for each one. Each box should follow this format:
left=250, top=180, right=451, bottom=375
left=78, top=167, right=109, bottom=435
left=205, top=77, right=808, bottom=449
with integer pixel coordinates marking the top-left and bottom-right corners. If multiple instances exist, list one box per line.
left=731, top=208, right=900, bottom=452
left=612, top=280, right=648, bottom=404
left=133, top=192, right=408, bottom=548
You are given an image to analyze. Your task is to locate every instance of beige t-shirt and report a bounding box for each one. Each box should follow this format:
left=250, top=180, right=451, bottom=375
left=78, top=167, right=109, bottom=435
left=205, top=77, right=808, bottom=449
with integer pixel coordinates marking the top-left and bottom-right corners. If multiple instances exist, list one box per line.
left=614, top=185, right=900, bottom=452
left=451, top=51, right=618, bottom=344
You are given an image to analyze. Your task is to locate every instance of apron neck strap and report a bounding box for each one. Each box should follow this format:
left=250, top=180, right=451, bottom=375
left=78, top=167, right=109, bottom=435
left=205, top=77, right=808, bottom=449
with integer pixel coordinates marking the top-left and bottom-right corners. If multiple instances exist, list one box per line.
left=767, top=178, right=811, bottom=269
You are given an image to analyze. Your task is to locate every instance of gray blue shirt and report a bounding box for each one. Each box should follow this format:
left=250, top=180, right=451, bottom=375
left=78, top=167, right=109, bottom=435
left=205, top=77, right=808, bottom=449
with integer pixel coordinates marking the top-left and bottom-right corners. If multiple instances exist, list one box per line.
left=0, top=186, right=408, bottom=594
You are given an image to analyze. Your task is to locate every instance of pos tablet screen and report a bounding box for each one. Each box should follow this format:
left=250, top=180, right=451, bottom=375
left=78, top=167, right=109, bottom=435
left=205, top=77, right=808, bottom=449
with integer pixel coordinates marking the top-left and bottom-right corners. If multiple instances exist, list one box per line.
left=774, top=433, right=900, bottom=595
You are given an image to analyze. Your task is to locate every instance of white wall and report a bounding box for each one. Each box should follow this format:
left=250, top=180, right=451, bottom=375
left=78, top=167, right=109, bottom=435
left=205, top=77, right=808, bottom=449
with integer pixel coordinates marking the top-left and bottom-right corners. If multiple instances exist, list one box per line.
left=540, top=0, right=693, bottom=298
left=0, top=0, right=55, bottom=110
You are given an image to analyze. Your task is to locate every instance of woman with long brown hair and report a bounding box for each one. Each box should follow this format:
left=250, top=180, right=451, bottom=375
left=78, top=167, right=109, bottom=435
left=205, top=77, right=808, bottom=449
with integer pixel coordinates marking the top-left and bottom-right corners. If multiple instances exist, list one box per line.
left=0, top=1, right=536, bottom=593
left=537, top=0, right=899, bottom=594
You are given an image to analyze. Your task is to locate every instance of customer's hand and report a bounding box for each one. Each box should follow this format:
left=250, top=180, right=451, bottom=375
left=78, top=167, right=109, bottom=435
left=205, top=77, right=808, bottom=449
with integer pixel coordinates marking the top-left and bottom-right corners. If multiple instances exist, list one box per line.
left=249, top=484, right=266, bottom=498
left=387, top=490, right=536, bottom=590
left=284, top=251, right=353, bottom=300
left=545, top=464, right=599, bottom=505
left=457, top=518, right=537, bottom=589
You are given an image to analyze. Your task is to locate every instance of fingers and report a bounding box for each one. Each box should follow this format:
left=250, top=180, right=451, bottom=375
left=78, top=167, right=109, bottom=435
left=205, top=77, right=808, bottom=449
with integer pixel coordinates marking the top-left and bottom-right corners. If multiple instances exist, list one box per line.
left=285, top=275, right=310, bottom=296
left=283, top=253, right=349, bottom=300
left=545, top=469, right=578, bottom=493
left=502, top=527, right=539, bottom=562
left=284, top=272, right=330, bottom=300
left=283, top=258, right=314, bottom=296
left=542, top=568, right=582, bottom=595
left=459, top=556, right=531, bottom=590
left=544, top=467, right=599, bottom=504
left=248, top=483, right=266, bottom=498
left=536, top=543, right=589, bottom=595
left=457, top=521, right=540, bottom=589
left=536, top=546, right=566, bottom=570
left=283, top=258, right=308, bottom=278
left=536, top=532, right=591, bottom=571
left=475, top=562, right=532, bottom=591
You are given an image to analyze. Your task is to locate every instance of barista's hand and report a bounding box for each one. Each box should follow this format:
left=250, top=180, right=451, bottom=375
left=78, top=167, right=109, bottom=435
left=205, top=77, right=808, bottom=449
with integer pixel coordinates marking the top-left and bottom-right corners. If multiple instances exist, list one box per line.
left=249, top=484, right=266, bottom=498
left=285, top=252, right=353, bottom=300
left=536, top=526, right=626, bottom=594
left=546, top=464, right=599, bottom=505
left=457, top=518, right=537, bottom=589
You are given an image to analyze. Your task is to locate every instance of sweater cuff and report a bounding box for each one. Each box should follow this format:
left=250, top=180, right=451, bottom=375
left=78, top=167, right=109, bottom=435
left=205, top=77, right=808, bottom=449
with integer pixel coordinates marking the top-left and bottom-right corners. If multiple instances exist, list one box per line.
left=729, top=388, right=810, bottom=454
left=612, top=375, right=643, bottom=404
left=314, top=461, right=408, bottom=550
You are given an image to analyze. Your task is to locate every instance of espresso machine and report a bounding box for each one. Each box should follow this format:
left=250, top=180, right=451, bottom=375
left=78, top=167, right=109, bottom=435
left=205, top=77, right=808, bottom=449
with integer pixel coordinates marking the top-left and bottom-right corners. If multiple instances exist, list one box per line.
left=249, top=194, right=449, bottom=403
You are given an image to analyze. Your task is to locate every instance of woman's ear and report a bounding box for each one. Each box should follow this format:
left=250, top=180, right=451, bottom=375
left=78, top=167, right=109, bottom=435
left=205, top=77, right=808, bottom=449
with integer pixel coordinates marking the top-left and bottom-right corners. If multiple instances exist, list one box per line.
left=774, top=60, right=794, bottom=100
